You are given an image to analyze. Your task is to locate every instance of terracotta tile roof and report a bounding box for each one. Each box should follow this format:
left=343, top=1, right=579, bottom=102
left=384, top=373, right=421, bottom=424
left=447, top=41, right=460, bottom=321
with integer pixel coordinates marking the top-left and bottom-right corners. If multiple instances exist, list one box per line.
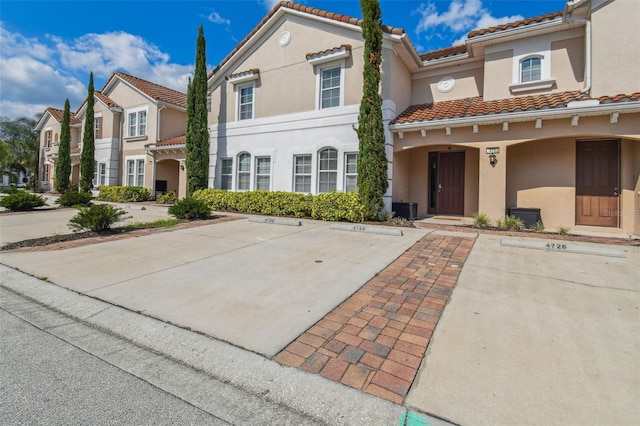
left=392, top=91, right=593, bottom=124
left=94, top=91, right=120, bottom=109
left=110, top=72, right=187, bottom=108
left=468, top=11, right=563, bottom=38
left=210, top=1, right=404, bottom=78
left=45, top=107, right=81, bottom=124
left=306, top=44, right=352, bottom=60
left=226, top=68, right=260, bottom=81
left=420, top=45, right=467, bottom=62
left=146, top=135, right=186, bottom=147
left=597, top=93, right=640, bottom=103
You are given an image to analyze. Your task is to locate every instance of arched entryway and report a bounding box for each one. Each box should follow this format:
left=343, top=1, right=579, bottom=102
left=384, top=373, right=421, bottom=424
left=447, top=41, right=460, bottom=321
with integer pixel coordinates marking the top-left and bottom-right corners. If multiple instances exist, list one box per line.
left=155, top=159, right=180, bottom=197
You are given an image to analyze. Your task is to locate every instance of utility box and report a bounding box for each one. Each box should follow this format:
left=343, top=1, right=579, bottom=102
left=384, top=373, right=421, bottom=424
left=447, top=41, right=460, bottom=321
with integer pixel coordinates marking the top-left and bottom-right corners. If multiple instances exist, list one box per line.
left=392, top=202, right=418, bottom=221
left=507, top=207, right=542, bottom=229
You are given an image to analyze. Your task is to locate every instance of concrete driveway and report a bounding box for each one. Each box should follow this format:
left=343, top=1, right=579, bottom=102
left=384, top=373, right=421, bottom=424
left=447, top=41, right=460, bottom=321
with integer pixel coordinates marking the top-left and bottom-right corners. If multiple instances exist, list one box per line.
left=406, top=233, right=640, bottom=425
left=0, top=215, right=427, bottom=356
left=1, top=206, right=638, bottom=424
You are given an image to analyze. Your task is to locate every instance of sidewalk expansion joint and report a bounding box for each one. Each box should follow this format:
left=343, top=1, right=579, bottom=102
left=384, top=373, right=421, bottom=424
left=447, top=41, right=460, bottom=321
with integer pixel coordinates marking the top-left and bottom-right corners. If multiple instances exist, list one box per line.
left=275, top=233, right=476, bottom=404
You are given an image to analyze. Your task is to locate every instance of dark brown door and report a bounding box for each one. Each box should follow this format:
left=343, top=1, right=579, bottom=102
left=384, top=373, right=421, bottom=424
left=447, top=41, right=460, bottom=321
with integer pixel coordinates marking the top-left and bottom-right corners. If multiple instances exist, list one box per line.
left=437, top=151, right=465, bottom=215
left=576, top=139, right=619, bottom=227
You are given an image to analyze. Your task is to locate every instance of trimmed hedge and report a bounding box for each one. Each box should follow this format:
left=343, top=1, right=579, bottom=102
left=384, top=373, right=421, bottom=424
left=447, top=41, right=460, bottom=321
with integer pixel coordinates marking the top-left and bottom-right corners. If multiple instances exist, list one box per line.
left=97, top=186, right=151, bottom=202
left=192, top=189, right=365, bottom=222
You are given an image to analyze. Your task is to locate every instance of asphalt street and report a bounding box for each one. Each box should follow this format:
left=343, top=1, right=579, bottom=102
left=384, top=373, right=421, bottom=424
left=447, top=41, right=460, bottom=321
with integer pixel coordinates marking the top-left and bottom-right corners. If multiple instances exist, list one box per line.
left=0, top=287, right=320, bottom=426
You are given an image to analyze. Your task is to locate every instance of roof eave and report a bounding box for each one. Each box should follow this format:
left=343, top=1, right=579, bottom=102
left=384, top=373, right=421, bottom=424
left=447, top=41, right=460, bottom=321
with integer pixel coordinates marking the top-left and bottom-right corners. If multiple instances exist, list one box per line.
left=390, top=102, right=640, bottom=132
left=466, top=18, right=567, bottom=47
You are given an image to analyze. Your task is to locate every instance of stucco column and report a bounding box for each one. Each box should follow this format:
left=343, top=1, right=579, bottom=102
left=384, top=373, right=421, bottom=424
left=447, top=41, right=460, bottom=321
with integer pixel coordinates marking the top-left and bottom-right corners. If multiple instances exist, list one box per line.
left=477, top=143, right=508, bottom=221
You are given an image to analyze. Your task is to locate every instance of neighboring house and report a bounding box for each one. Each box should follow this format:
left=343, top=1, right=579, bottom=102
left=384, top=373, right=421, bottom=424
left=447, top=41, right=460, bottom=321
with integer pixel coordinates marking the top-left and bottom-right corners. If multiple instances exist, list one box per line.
left=36, top=72, right=188, bottom=197
left=207, top=0, right=640, bottom=236
left=34, top=107, right=82, bottom=191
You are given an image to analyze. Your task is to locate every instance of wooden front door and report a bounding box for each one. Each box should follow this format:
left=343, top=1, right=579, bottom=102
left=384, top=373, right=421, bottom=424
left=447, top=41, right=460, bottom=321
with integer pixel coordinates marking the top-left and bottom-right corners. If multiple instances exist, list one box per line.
left=576, top=139, right=619, bottom=227
left=437, top=151, right=465, bottom=215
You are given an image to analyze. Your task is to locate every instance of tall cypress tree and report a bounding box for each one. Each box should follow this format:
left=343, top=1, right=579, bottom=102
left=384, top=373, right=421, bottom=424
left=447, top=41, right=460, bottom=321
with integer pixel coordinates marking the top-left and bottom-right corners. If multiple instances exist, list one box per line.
left=357, top=0, right=388, bottom=220
left=79, top=72, right=95, bottom=193
left=55, top=99, right=72, bottom=193
left=186, top=25, right=210, bottom=196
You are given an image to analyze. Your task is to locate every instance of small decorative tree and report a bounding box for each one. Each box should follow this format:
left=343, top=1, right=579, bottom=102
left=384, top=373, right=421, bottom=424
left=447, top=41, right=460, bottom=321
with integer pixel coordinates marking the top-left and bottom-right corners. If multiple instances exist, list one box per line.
left=55, top=99, right=72, bottom=193
left=79, top=72, right=95, bottom=193
left=185, top=26, right=210, bottom=196
left=356, top=0, right=388, bottom=220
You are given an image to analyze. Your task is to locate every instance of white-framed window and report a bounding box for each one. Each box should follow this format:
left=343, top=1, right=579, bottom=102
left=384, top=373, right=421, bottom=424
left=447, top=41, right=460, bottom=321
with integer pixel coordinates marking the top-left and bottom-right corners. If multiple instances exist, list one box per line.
left=93, top=161, right=107, bottom=187
left=520, top=56, right=542, bottom=83
left=255, top=156, right=271, bottom=191
left=320, top=66, right=341, bottom=109
left=94, top=117, right=103, bottom=139
left=318, top=148, right=337, bottom=193
left=344, top=152, right=358, bottom=192
left=220, top=158, right=232, bottom=190
left=238, top=84, right=254, bottom=120
left=127, top=109, right=147, bottom=137
left=293, top=155, right=312, bottom=193
left=44, top=130, right=52, bottom=147
left=44, top=164, right=50, bottom=181
left=126, top=157, right=145, bottom=187
left=237, top=152, right=251, bottom=191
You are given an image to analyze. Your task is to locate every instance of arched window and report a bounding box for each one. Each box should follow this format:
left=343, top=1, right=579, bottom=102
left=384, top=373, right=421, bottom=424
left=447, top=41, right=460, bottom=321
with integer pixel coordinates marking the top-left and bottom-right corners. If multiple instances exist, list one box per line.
left=237, top=153, right=251, bottom=191
left=520, top=56, right=542, bottom=83
left=318, top=148, right=337, bottom=193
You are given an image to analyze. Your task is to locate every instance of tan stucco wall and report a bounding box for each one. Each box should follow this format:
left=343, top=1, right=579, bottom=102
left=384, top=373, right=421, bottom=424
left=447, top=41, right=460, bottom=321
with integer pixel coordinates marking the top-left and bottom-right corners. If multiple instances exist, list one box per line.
left=105, top=80, right=158, bottom=151
left=483, top=49, right=513, bottom=101
left=411, top=64, right=483, bottom=105
left=383, top=46, right=412, bottom=114
left=591, top=0, right=640, bottom=97
left=208, top=17, right=365, bottom=124
left=550, top=36, right=584, bottom=92
left=507, top=138, right=576, bottom=229
left=158, top=108, right=186, bottom=141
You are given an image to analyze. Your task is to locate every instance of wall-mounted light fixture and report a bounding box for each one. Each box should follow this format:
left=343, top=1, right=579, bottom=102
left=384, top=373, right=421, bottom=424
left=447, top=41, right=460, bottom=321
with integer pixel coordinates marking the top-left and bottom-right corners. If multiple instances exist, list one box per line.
left=489, top=154, right=497, bottom=167
left=180, top=164, right=185, bottom=171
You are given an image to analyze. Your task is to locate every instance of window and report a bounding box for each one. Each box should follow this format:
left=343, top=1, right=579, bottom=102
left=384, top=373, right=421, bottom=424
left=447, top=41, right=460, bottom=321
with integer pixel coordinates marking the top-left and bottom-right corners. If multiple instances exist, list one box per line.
left=320, top=67, right=341, bottom=109
left=520, top=57, right=542, bottom=83
left=255, top=157, right=270, bottom=191
left=239, top=85, right=254, bottom=120
left=128, top=110, right=147, bottom=137
left=44, top=164, right=50, bottom=181
left=93, top=162, right=107, bottom=187
left=294, top=155, right=312, bottom=193
left=94, top=117, right=103, bottom=139
left=345, top=153, right=358, bottom=192
left=44, top=131, right=52, bottom=147
left=220, top=158, right=232, bottom=190
left=126, top=158, right=145, bottom=187
left=237, top=153, right=251, bottom=191
left=318, top=148, right=337, bottom=193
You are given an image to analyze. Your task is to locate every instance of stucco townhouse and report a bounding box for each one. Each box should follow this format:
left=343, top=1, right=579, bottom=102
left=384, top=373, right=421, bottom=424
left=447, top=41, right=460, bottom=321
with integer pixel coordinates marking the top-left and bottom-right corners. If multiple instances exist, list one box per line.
left=206, top=0, right=640, bottom=236
left=36, top=71, right=188, bottom=197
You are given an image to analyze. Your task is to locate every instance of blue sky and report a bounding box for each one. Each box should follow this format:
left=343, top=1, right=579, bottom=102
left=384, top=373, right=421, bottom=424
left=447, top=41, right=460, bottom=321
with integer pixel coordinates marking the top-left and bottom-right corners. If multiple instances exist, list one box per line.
left=1, top=0, right=566, bottom=121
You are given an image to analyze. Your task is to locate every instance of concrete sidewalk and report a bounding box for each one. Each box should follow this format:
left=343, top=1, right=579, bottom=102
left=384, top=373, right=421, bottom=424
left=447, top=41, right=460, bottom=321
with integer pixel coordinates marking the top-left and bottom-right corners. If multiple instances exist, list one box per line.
left=1, top=206, right=639, bottom=425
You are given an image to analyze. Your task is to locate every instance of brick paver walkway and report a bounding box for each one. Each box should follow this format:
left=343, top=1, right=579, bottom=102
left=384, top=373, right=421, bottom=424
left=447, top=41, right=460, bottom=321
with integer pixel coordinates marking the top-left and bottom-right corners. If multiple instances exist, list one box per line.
left=275, top=232, right=476, bottom=404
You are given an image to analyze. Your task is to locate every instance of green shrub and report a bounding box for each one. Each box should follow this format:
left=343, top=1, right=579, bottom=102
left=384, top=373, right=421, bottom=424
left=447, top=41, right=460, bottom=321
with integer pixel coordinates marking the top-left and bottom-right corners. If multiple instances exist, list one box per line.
left=472, top=212, right=491, bottom=228
left=68, top=204, right=129, bottom=233
left=124, top=218, right=179, bottom=230
left=558, top=226, right=570, bottom=235
left=311, top=191, right=366, bottom=223
left=532, top=221, right=545, bottom=233
left=56, top=191, right=92, bottom=207
left=168, top=197, right=211, bottom=220
left=497, top=215, right=525, bottom=231
left=156, top=191, right=178, bottom=204
left=0, top=192, right=46, bottom=211
left=97, top=186, right=151, bottom=202
left=0, top=186, right=19, bottom=195
left=193, top=189, right=314, bottom=218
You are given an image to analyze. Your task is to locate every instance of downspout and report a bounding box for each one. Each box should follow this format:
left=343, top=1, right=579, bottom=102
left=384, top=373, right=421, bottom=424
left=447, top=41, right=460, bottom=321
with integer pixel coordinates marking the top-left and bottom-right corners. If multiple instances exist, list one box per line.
left=565, top=7, right=591, bottom=94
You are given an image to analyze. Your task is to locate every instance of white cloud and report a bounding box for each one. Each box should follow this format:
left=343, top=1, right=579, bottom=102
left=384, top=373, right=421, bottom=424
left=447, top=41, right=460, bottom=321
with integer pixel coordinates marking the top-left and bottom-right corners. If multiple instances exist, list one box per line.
left=414, top=0, right=524, bottom=49
left=207, top=11, right=231, bottom=26
left=0, top=24, right=193, bottom=120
